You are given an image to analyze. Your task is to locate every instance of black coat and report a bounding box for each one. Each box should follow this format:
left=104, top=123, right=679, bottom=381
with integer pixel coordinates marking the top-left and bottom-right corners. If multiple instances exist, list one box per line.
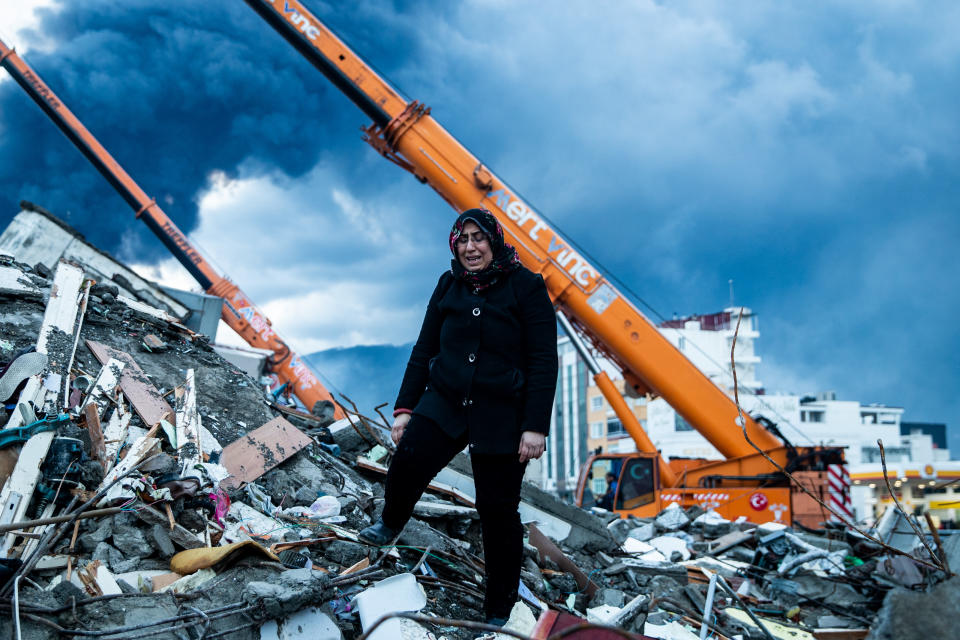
left=394, top=266, right=559, bottom=454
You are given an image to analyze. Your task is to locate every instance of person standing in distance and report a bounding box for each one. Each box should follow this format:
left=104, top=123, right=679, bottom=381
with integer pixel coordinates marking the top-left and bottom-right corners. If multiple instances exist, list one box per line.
left=360, top=207, right=558, bottom=626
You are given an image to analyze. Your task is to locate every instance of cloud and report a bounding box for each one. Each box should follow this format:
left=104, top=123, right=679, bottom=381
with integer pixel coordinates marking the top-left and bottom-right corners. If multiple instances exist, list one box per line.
left=0, top=0, right=58, bottom=55
left=0, top=0, right=382, bottom=258
left=131, top=161, right=449, bottom=355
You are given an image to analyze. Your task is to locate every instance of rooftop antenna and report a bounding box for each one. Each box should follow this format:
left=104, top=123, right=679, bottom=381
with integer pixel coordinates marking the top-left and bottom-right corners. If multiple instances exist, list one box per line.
left=728, top=279, right=734, bottom=308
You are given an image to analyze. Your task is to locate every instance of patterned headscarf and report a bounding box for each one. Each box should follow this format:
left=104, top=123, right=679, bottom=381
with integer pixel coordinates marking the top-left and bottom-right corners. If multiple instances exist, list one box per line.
left=449, top=208, right=521, bottom=291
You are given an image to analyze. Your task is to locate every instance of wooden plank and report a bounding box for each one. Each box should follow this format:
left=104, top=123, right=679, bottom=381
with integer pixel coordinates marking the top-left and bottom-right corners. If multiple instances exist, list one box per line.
left=84, top=403, right=106, bottom=471
left=61, top=279, right=92, bottom=410
left=97, top=436, right=160, bottom=506
left=101, top=399, right=132, bottom=474
left=81, top=358, right=125, bottom=418
left=0, top=449, right=17, bottom=491
left=529, top=523, right=599, bottom=598
left=0, top=261, right=84, bottom=557
left=37, top=261, right=84, bottom=358
left=82, top=360, right=128, bottom=475
left=77, top=560, right=122, bottom=596
left=220, top=417, right=312, bottom=490
left=174, top=369, right=201, bottom=481
left=85, top=340, right=173, bottom=427
left=341, top=557, right=370, bottom=575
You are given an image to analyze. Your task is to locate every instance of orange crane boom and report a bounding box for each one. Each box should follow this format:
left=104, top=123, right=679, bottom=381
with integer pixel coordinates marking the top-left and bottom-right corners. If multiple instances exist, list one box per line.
left=244, top=0, right=781, bottom=460
left=0, top=38, right=344, bottom=420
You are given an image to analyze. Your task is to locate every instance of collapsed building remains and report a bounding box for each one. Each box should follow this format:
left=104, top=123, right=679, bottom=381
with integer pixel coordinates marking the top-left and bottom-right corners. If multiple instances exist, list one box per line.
left=0, top=205, right=956, bottom=639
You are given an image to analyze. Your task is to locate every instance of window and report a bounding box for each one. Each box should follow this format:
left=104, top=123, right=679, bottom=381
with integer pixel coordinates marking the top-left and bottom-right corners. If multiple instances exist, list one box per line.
left=801, top=410, right=825, bottom=423
left=675, top=414, right=694, bottom=432
left=678, top=336, right=686, bottom=351
left=586, top=458, right=618, bottom=508
left=590, top=421, right=604, bottom=438
left=591, top=396, right=603, bottom=411
left=606, top=418, right=626, bottom=437
left=616, top=457, right=656, bottom=510
left=861, top=445, right=910, bottom=464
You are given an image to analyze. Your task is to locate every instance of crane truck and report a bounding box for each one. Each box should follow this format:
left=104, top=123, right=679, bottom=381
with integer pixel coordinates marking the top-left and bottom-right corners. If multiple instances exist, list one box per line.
left=244, top=0, right=850, bottom=526
left=0, top=38, right=345, bottom=421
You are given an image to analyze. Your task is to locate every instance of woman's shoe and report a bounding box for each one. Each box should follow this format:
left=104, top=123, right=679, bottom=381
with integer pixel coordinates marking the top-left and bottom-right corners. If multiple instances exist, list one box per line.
left=358, top=519, right=400, bottom=545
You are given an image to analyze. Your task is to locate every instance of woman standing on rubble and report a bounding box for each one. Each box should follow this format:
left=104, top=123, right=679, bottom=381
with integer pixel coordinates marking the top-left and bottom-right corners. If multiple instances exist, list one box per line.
left=360, top=207, right=558, bottom=627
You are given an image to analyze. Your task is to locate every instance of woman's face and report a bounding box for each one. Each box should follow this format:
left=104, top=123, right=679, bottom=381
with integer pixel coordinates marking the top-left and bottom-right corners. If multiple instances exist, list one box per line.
left=455, top=221, right=493, bottom=272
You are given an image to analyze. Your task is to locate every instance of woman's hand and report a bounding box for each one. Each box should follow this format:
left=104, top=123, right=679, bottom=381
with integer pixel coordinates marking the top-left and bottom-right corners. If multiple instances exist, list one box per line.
left=518, top=431, right=546, bottom=462
left=391, top=412, right=412, bottom=445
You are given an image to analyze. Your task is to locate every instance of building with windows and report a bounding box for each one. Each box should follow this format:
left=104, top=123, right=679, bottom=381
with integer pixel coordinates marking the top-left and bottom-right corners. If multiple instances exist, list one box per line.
left=585, top=377, right=648, bottom=454
left=540, top=336, right=590, bottom=501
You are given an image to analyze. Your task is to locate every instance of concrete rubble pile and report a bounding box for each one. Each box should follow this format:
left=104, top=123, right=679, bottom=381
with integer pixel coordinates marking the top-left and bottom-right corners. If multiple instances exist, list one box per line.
left=0, top=206, right=955, bottom=640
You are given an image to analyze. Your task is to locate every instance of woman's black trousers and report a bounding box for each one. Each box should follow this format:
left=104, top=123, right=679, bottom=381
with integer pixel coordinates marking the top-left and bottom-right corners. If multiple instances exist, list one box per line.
left=382, top=414, right=527, bottom=620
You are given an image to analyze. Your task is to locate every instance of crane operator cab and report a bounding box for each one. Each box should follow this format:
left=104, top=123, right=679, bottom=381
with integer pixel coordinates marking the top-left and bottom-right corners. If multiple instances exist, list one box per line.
left=576, top=452, right=659, bottom=516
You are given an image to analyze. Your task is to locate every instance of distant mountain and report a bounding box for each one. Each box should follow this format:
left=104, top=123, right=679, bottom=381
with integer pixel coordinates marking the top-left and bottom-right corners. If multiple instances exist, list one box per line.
left=307, top=344, right=412, bottom=417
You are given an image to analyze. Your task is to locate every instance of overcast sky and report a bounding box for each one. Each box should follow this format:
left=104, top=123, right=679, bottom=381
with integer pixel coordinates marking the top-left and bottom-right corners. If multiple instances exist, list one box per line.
left=2, top=1, right=958, bottom=450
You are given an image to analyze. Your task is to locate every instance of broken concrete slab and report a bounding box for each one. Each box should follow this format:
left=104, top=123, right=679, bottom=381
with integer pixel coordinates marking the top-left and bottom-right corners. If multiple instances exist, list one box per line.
left=260, top=606, right=343, bottom=640
left=627, top=521, right=656, bottom=542
left=174, top=368, right=202, bottom=485
left=112, top=526, right=152, bottom=559
left=220, top=416, right=312, bottom=490
left=150, top=524, right=176, bottom=558
left=91, top=542, right=125, bottom=571
left=649, top=535, right=692, bottom=562
left=0, top=262, right=44, bottom=299
left=353, top=572, right=427, bottom=640
left=134, top=505, right=204, bottom=550
left=412, top=500, right=478, bottom=519
left=708, top=529, right=752, bottom=555
left=655, top=503, right=690, bottom=531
